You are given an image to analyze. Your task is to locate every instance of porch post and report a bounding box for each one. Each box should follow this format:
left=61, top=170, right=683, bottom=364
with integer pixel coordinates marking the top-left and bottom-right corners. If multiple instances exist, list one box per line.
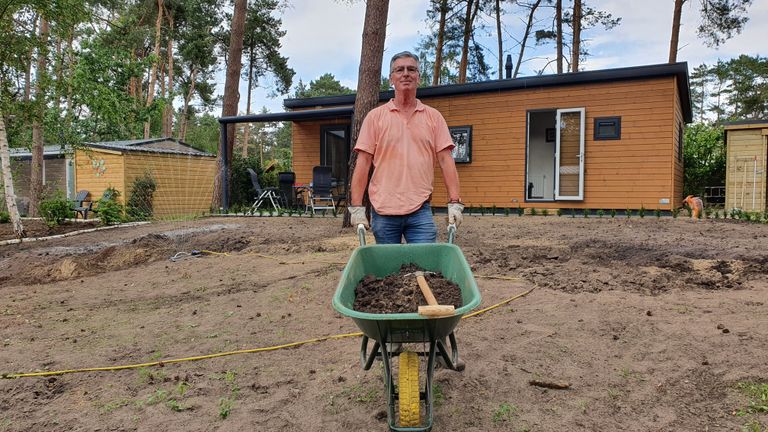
left=219, top=121, right=229, bottom=210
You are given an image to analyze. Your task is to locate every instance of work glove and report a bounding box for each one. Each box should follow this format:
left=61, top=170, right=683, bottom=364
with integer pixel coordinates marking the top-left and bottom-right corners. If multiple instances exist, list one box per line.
left=447, top=202, right=464, bottom=228
left=349, top=206, right=369, bottom=229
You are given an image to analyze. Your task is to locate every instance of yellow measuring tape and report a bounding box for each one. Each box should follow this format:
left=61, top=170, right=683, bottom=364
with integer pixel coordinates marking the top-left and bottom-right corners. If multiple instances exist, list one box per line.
left=2, top=252, right=533, bottom=379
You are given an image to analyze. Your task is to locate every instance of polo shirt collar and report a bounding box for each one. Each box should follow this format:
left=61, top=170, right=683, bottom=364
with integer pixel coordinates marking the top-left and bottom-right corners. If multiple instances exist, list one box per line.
left=386, top=99, right=426, bottom=112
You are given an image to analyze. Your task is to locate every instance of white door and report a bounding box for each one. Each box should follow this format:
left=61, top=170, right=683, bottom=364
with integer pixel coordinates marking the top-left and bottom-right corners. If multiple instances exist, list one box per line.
left=554, top=108, right=585, bottom=200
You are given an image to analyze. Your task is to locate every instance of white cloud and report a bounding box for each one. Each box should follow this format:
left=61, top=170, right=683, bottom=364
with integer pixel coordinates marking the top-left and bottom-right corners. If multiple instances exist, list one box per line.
left=227, top=0, right=767, bottom=115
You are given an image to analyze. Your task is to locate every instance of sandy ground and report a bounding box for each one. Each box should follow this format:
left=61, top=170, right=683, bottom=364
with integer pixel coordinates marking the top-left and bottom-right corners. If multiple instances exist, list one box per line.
left=0, top=215, right=766, bottom=432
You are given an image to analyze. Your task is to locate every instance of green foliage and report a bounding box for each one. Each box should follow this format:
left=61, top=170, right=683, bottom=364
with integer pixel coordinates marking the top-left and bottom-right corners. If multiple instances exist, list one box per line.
left=529, top=207, right=537, bottom=216
left=596, top=209, right=605, bottom=218
left=684, top=123, right=725, bottom=197
left=541, top=208, right=549, bottom=217
left=557, top=208, right=564, bottom=217
left=583, top=208, right=590, bottom=218
left=638, top=205, right=646, bottom=218
left=492, top=402, right=518, bottom=424
left=626, top=208, right=632, bottom=219
left=0, top=211, right=9, bottom=224
left=672, top=207, right=680, bottom=218
left=654, top=208, right=662, bottom=218
left=610, top=209, right=617, bottom=218
left=230, top=153, right=273, bottom=208
left=126, top=172, right=157, bottom=221
left=293, top=73, right=353, bottom=98
left=182, top=113, right=220, bottom=154
left=39, top=193, right=71, bottom=227
left=517, top=206, right=524, bottom=217
left=97, top=188, right=123, bottom=226
left=735, top=382, right=768, bottom=415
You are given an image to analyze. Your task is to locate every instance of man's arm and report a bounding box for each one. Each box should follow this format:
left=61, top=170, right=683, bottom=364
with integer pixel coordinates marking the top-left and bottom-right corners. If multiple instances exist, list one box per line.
left=350, top=151, right=373, bottom=206
left=437, top=148, right=461, bottom=202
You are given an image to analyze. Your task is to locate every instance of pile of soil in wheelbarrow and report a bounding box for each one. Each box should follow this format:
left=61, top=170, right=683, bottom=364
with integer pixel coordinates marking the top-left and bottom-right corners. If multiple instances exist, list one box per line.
left=353, top=263, right=463, bottom=314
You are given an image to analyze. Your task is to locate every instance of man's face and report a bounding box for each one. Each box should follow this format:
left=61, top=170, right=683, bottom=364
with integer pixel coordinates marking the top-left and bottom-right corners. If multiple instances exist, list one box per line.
left=390, top=57, right=419, bottom=92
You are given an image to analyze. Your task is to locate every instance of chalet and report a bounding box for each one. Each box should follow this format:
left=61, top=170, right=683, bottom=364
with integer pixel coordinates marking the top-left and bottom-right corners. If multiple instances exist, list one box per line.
left=4, top=146, right=73, bottom=214
left=221, top=62, right=693, bottom=211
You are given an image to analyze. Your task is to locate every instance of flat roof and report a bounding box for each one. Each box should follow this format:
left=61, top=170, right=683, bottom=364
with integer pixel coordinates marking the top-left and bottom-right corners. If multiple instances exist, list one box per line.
left=218, top=106, right=353, bottom=124
left=282, top=62, right=693, bottom=123
left=723, top=119, right=768, bottom=130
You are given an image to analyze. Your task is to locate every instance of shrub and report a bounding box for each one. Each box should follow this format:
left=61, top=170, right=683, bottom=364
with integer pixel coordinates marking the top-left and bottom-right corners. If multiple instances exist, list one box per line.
left=557, top=208, right=564, bottom=217
left=39, top=193, right=71, bottom=227
left=626, top=208, right=632, bottom=219
left=654, top=208, right=662, bottom=218
left=0, top=211, right=9, bottom=224
left=530, top=207, right=537, bottom=216
left=671, top=207, right=680, bottom=218
left=541, top=209, right=548, bottom=217
left=610, top=209, right=617, bottom=218
left=638, top=205, right=646, bottom=218
left=126, top=172, right=157, bottom=221
left=583, top=208, right=590, bottom=218
left=517, top=206, right=524, bottom=217
left=597, top=209, right=605, bottom=218
left=98, top=188, right=123, bottom=226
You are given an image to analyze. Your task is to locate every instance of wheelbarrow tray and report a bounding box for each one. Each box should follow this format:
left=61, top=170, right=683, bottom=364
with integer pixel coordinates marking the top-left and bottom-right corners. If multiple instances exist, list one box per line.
left=333, top=243, right=481, bottom=344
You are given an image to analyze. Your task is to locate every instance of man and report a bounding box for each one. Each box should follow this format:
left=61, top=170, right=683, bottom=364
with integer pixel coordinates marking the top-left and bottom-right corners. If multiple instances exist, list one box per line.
left=348, top=51, right=463, bottom=244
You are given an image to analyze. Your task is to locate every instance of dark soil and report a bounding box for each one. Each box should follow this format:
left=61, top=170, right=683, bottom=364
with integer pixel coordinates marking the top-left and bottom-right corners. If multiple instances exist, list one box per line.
left=353, top=263, right=463, bottom=314
left=0, top=219, right=100, bottom=241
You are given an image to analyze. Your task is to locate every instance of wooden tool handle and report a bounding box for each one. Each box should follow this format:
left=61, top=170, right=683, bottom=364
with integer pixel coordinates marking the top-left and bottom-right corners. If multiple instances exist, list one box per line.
left=416, top=274, right=438, bottom=305
left=418, top=305, right=455, bottom=317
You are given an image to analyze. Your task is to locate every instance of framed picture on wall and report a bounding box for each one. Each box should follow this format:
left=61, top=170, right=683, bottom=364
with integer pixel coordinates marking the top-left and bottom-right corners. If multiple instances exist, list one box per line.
left=545, top=128, right=556, bottom=142
left=449, top=126, right=472, bottom=163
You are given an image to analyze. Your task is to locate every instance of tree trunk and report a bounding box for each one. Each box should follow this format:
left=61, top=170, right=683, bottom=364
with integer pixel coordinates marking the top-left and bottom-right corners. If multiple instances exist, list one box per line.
left=344, top=0, right=389, bottom=227
left=669, top=0, right=685, bottom=63
left=242, top=44, right=255, bottom=158
left=458, top=0, right=474, bottom=83
left=65, top=33, right=74, bottom=114
left=0, top=112, right=25, bottom=238
left=179, top=68, right=197, bottom=141
left=214, top=0, right=247, bottom=208
left=514, top=0, right=542, bottom=78
left=24, top=14, right=38, bottom=102
left=164, top=13, right=174, bottom=137
left=571, top=0, right=581, bottom=72
left=495, top=0, right=503, bottom=80
left=556, top=0, right=563, bottom=74
left=144, top=0, right=164, bottom=139
left=432, top=0, right=448, bottom=86
left=30, top=16, right=49, bottom=218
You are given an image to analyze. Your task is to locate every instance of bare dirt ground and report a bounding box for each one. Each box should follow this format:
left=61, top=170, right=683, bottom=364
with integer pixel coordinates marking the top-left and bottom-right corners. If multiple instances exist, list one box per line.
left=0, top=215, right=766, bottom=432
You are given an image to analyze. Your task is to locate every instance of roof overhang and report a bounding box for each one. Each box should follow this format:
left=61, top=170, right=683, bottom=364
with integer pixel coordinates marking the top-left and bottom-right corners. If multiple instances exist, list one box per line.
left=723, top=120, right=768, bottom=130
left=283, top=62, right=694, bottom=123
left=218, top=106, right=353, bottom=125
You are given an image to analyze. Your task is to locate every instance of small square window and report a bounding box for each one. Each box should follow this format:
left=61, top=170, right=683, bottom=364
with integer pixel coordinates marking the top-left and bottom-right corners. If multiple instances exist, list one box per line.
left=594, top=117, right=621, bottom=140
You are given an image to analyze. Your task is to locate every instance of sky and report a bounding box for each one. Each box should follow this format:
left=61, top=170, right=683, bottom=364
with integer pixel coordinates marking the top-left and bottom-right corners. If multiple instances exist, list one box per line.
left=221, top=0, right=768, bottom=116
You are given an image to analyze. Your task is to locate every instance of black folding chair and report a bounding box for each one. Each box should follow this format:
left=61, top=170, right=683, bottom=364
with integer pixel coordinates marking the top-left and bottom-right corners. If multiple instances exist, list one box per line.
left=308, top=166, right=336, bottom=214
left=248, top=168, right=283, bottom=212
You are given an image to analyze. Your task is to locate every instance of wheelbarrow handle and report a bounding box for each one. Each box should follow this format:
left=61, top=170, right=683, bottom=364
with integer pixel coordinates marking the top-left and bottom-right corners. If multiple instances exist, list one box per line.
left=357, top=223, right=366, bottom=246
left=447, top=223, right=457, bottom=244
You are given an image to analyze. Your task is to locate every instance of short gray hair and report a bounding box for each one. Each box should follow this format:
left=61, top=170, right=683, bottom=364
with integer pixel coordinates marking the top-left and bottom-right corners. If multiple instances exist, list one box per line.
left=389, top=51, right=420, bottom=74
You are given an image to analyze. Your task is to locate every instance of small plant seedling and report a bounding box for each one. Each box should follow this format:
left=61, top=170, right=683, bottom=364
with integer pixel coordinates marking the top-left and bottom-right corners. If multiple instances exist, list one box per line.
left=432, top=383, right=445, bottom=407
left=557, top=208, right=564, bottom=217
left=610, top=208, right=617, bottom=218
left=504, top=207, right=510, bottom=216
left=541, top=209, right=549, bottom=217
left=582, top=208, right=590, bottom=218
left=146, top=389, right=169, bottom=406
left=626, top=208, right=632, bottom=219
left=218, top=396, right=235, bottom=419
left=654, top=208, right=662, bottom=218
left=596, top=209, right=605, bottom=218
left=638, top=205, right=646, bottom=218
left=517, top=206, right=524, bottom=217
left=671, top=207, right=679, bottom=218
left=530, top=208, right=538, bottom=216
left=736, top=382, right=768, bottom=415
left=166, top=398, right=189, bottom=412
left=492, top=402, right=518, bottom=424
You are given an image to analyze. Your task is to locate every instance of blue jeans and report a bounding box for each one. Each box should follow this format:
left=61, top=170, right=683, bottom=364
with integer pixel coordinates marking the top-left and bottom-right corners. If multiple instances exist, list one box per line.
left=371, top=202, right=437, bottom=244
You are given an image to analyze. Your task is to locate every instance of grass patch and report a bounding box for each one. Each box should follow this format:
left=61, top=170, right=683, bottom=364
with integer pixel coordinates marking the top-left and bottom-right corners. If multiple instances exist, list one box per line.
left=736, top=381, right=768, bottom=415
left=492, top=402, right=518, bottom=425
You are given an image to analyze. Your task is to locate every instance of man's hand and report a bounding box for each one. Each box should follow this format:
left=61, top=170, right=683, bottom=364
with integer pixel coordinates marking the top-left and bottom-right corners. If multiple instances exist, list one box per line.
left=349, top=206, right=369, bottom=229
left=447, top=203, right=464, bottom=228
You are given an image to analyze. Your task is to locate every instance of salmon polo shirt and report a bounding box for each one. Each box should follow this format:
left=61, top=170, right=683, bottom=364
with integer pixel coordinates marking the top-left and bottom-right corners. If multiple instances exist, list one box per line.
left=354, top=99, right=455, bottom=215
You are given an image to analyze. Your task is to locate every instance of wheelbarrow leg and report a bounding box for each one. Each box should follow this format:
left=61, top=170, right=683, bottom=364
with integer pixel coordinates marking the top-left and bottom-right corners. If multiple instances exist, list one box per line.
left=435, top=332, right=462, bottom=371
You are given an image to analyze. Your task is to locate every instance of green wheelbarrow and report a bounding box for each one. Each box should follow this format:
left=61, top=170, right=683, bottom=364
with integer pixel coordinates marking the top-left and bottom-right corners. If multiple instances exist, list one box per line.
left=332, top=224, right=481, bottom=431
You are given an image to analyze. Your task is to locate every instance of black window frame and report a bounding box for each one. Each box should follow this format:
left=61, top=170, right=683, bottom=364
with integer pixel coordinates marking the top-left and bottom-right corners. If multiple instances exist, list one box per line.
left=593, top=117, right=621, bottom=140
left=319, top=124, right=350, bottom=183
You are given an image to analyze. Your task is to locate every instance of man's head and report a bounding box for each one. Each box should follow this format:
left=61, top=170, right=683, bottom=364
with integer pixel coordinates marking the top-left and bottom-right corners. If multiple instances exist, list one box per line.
left=389, top=51, right=420, bottom=94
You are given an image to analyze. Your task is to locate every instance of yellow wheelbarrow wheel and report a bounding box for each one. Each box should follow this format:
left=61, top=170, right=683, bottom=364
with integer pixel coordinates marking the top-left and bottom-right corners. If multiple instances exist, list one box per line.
left=399, top=351, right=420, bottom=427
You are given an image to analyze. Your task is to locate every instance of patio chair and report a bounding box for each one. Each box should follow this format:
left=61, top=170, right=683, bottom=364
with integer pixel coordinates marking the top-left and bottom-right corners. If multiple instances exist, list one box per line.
left=72, top=190, right=92, bottom=219
left=308, top=166, right=336, bottom=214
left=90, top=189, right=115, bottom=217
left=278, top=171, right=297, bottom=208
left=248, top=168, right=283, bottom=212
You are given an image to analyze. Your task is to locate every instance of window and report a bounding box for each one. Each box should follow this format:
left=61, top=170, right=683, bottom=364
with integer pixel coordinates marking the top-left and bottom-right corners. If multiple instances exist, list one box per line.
left=320, top=125, right=350, bottom=183
left=594, top=117, right=621, bottom=140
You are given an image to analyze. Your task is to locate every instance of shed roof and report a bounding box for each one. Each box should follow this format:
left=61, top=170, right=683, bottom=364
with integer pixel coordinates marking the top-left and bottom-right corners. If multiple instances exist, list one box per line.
left=10, top=145, right=69, bottom=158
left=723, top=119, right=768, bottom=130
left=84, top=137, right=214, bottom=157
